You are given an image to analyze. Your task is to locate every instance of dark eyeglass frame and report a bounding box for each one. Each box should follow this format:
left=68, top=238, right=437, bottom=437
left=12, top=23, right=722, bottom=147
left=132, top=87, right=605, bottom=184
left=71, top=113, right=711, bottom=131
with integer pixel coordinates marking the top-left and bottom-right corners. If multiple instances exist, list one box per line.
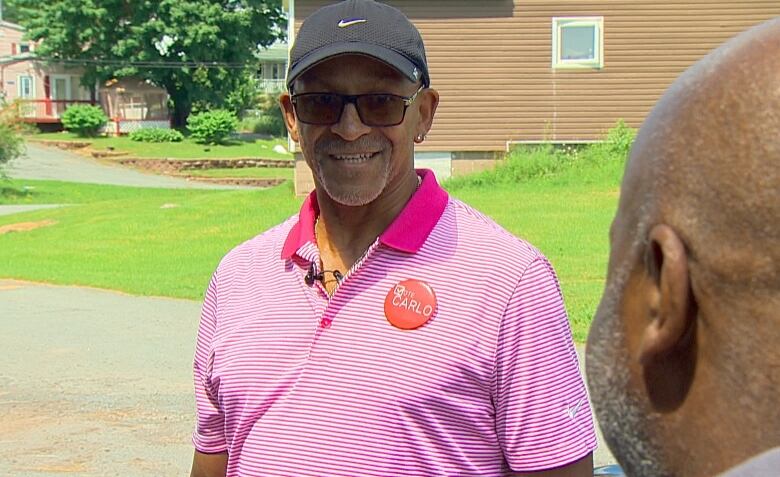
left=290, top=85, right=425, bottom=127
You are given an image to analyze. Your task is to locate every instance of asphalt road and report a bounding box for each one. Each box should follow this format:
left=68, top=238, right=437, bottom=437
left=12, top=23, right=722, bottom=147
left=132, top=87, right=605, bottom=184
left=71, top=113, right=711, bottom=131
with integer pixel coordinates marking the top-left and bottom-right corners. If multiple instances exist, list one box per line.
left=0, top=279, right=199, bottom=476
left=7, top=142, right=240, bottom=189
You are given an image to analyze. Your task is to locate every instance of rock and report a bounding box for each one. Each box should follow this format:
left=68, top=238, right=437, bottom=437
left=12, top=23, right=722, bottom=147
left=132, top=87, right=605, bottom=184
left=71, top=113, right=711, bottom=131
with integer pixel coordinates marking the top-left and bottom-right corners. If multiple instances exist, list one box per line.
left=273, top=144, right=288, bottom=155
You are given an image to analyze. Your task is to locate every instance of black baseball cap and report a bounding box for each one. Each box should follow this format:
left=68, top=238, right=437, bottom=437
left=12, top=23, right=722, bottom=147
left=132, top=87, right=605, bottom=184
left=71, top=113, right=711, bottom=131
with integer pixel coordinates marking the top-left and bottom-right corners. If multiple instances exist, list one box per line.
left=286, top=0, right=430, bottom=91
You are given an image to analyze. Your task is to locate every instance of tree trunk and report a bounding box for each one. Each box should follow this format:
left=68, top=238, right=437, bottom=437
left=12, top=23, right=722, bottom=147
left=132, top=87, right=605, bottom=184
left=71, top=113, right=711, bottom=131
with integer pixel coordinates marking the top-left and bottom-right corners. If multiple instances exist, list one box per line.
left=168, top=89, right=192, bottom=129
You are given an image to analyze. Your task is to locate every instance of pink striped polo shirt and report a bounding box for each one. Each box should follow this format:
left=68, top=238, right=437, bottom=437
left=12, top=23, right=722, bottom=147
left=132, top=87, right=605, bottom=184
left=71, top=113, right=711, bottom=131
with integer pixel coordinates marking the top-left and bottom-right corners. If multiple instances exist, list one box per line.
left=193, top=169, right=596, bottom=476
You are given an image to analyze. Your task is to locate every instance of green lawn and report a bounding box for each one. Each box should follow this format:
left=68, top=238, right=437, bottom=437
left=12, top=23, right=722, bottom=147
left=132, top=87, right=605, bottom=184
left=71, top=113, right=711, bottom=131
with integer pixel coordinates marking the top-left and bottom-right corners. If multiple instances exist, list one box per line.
left=28, top=132, right=292, bottom=161
left=0, top=158, right=622, bottom=342
left=184, top=167, right=294, bottom=180
left=0, top=180, right=302, bottom=299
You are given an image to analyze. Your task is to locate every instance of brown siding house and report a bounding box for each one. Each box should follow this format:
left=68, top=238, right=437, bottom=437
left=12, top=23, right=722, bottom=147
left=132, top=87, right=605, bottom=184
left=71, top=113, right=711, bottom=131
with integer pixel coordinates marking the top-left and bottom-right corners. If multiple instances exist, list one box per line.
left=288, top=0, right=780, bottom=194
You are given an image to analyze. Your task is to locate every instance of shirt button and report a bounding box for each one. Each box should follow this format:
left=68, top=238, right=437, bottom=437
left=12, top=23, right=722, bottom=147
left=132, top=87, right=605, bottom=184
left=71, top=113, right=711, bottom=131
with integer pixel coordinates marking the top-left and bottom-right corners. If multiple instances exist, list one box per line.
left=320, top=318, right=332, bottom=329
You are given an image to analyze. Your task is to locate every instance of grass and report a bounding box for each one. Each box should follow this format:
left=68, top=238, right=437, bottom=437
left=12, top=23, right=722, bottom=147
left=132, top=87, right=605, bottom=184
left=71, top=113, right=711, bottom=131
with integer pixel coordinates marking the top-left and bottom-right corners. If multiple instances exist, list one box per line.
left=0, top=133, right=630, bottom=341
left=28, top=131, right=292, bottom=161
left=448, top=162, right=623, bottom=342
left=0, top=180, right=302, bottom=299
left=184, top=167, right=294, bottom=180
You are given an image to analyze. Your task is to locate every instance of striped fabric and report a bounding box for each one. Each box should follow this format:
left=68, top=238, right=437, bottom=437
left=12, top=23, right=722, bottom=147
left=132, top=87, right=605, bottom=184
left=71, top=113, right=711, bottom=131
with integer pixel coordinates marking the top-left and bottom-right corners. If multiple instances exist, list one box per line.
left=193, top=169, right=596, bottom=476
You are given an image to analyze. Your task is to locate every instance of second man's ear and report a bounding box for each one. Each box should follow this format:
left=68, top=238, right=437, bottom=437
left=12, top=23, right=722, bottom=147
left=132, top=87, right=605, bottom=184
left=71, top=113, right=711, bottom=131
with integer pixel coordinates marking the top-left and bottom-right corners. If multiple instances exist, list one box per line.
left=638, top=224, right=697, bottom=411
left=638, top=224, right=694, bottom=364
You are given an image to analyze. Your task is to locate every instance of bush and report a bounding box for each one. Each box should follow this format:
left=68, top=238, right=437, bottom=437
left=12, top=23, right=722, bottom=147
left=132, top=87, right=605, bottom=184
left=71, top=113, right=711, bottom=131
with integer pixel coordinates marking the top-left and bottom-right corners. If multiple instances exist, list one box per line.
left=444, top=120, right=636, bottom=190
left=239, top=93, right=287, bottom=137
left=61, top=104, right=107, bottom=137
left=0, top=123, right=23, bottom=178
left=240, top=115, right=286, bottom=136
left=0, top=101, right=26, bottom=177
left=601, top=119, right=636, bottom=159
left=129, top=127, right=184, bottom=143
left=187, top=109, right=238, bottom=144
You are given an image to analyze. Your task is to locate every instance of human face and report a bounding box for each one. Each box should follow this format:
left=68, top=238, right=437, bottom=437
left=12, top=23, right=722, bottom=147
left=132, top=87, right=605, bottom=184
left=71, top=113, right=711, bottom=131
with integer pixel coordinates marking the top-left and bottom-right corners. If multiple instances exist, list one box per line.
left=281, top=54, right=435, bottom=207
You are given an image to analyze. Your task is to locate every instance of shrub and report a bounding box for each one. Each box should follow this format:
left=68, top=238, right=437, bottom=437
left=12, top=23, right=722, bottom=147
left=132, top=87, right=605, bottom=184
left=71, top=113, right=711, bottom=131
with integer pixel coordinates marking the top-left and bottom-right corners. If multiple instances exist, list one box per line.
left=444, top=120, right=636, bottom=190
left=0, top=101, right=26, bottom=177
left=602, top=119, right=636, bottom=159
left=0, top=123, right=23, bottom=178
left=187, top=109, right=238, bottom=144
left=61, top=104, right=107, bottom=137
left=240, top=115, right=286, bottom=136
left=239, top=93, right=287, bottom=137
left=129, top=127, right=184, bottom=143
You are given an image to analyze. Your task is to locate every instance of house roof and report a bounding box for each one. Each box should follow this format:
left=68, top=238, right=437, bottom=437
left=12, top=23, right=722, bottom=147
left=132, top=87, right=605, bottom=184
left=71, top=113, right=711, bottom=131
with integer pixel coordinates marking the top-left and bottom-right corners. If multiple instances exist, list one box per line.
left=256, top=41, right=288, bottom=62
left=0, top=20, right=25, bottom=32
left=0, top=52, right=35, bottom=65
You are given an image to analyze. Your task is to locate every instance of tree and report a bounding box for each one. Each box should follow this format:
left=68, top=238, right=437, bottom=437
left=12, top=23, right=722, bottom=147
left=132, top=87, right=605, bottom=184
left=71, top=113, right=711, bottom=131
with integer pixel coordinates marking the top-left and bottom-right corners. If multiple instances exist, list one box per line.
left=1, top=0, right=26, bottom=24
left=16, top=0, right=284, bottom=126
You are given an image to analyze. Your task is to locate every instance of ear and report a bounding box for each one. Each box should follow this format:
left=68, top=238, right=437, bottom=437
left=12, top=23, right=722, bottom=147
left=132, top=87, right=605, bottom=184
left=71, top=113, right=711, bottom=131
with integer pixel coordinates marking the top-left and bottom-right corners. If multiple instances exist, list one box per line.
left=638, top=224, right=695, bottom=365
left=279, top=93, right=299, bottom=143
left=415, top=87, right=439, bottom=138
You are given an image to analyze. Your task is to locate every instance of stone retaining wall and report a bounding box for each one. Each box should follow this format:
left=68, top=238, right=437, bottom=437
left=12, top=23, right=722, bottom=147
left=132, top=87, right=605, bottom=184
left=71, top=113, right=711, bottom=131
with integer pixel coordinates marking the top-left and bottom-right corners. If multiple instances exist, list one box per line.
left=181, top=177, right=286, bottom=188
left=118, top=158, right=294, bottom=173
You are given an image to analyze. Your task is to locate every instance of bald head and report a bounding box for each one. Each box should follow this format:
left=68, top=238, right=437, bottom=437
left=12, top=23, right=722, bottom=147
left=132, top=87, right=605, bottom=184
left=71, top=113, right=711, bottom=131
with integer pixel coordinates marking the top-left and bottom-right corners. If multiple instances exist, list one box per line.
left=587, top=19, right=780, bottom=477
left=621, top=17, right=780, bottom=299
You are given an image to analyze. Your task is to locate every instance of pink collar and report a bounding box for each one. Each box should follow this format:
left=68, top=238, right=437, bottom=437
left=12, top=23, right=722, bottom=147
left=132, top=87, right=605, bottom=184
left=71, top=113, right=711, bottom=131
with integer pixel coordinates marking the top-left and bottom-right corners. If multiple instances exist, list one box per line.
left=281, top=169, right=449, bottom=258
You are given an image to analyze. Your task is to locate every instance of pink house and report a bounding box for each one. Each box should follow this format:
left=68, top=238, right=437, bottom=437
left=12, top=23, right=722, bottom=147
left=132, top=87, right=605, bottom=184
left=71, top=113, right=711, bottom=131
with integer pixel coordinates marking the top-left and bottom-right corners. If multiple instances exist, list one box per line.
left=0, top=20, right=95, bottom=124
left=0, top=20, right=170, bottom=133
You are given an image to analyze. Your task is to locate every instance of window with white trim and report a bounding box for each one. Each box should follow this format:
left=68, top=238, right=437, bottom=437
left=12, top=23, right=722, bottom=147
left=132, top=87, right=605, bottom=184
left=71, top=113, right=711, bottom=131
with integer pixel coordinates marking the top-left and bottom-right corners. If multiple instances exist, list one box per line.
left=18, top=75, right=34, bottom=98
left=552, top=17, right=604, bottom=69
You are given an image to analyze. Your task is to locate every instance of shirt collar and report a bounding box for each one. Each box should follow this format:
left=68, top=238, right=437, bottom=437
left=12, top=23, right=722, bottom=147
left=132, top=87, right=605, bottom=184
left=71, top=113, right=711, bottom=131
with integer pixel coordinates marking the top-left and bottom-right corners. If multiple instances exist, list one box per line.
left=281, top=169, right=449, bottom=259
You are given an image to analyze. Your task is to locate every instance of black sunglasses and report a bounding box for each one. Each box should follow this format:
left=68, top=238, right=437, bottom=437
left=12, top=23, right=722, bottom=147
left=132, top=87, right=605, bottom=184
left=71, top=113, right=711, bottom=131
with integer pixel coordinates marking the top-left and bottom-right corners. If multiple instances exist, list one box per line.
left=291, top=86, right=424, bottom=127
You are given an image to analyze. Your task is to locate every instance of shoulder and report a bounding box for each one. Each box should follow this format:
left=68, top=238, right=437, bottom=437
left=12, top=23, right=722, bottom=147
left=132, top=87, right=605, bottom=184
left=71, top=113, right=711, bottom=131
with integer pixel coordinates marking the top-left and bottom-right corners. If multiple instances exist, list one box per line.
left=719, top=448, right=780, bottom=477
left=438, top=197, right=548, bottom=275
left=214, top=214, right=298, bottom=280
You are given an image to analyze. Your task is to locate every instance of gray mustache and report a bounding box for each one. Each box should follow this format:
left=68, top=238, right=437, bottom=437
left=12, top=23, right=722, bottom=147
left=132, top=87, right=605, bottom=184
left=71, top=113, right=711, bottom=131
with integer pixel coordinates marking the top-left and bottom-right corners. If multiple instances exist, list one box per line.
left=317, top=136, right=389, bottom=154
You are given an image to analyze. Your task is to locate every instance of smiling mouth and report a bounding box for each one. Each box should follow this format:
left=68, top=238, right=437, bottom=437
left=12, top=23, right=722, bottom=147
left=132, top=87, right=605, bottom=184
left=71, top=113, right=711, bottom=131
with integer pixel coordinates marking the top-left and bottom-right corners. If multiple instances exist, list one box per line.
left=329, top=152, right=379, bottom=163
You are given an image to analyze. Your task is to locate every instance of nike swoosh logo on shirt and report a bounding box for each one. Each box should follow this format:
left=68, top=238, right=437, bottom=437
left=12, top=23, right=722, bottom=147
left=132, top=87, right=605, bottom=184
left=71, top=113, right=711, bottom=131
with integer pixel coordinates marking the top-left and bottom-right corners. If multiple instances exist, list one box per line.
left=567, top=398, right=585, bottom=419
left=338, top=18, right=367, bottom=28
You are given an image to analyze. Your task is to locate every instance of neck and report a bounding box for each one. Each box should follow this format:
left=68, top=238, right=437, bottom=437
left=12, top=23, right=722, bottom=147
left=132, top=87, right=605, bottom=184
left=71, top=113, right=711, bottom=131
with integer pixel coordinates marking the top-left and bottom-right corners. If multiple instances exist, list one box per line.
left=315, top=170, right=418, bottom=266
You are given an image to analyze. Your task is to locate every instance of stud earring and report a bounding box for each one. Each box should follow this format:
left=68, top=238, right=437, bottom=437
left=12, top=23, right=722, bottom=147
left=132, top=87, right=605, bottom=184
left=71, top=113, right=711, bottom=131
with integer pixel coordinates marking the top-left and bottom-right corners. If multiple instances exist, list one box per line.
left=415, top=134, right=426, bottom=143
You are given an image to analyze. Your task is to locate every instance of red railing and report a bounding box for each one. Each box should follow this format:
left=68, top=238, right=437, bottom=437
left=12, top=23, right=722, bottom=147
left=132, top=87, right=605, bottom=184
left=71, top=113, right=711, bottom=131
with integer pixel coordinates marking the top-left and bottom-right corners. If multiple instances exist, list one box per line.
left=15, top=99, right=97, bottom=123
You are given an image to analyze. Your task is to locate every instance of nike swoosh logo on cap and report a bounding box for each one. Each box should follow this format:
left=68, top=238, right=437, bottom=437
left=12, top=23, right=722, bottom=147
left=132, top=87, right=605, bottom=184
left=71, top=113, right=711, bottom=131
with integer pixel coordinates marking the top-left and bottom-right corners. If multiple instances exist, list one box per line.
left=338, top=18, right=367, bottom=28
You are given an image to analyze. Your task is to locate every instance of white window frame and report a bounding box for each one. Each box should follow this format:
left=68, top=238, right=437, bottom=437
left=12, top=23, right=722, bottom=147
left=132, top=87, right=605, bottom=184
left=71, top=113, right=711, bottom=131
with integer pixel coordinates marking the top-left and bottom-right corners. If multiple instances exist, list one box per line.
left=17, top=74, right=35, bottom=98
left=552, top=16, right=604, bottom=69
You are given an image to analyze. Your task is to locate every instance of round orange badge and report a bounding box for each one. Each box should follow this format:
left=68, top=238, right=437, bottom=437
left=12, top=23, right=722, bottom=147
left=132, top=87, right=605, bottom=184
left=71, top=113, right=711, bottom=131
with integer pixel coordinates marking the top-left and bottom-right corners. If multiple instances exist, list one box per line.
left=384, top=279, right=437, bottom=330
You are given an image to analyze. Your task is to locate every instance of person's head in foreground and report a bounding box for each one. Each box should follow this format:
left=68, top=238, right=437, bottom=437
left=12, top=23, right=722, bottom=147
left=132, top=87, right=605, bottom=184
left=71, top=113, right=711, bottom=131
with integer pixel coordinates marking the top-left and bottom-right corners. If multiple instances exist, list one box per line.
left=586, top=18, right=780, bottom=477
left=280, top=0, right=438, bottom=212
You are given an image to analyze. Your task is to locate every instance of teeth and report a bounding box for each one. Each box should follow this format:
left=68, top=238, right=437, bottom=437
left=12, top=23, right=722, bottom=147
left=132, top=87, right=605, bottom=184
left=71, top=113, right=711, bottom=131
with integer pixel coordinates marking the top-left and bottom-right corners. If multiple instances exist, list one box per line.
left=333, top=152, right=374, bottom=162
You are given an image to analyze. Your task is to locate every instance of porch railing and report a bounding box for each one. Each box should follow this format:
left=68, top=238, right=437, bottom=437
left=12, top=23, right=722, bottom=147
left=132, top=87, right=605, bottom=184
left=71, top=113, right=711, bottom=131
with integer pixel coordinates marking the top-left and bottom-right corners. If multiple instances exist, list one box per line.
left=14, top=99, right=97, bottom=123
left=257, top=79, right=286, bottom=94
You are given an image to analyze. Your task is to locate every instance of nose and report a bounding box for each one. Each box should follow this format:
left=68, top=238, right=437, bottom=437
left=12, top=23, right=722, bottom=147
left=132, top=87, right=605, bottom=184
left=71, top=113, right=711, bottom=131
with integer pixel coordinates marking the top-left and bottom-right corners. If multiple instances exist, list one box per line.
left=331, top=102, right=371, bottom=141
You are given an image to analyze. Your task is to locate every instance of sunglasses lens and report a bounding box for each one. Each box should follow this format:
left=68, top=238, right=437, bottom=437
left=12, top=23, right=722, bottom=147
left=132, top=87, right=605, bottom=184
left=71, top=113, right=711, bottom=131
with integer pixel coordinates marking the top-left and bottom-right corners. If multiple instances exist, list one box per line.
left=294, top=94, right=343, bottom=125
left=293, top=93, right=407, bottom=126
left=356, top=95, right=405, bottom=126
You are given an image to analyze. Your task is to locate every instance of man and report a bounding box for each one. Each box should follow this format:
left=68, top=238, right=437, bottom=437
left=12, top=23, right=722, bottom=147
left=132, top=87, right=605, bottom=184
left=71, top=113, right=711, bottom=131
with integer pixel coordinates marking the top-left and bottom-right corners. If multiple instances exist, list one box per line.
left=586, top=18, right=780, bottom=477
left=191, top=1, right=595, bottom=475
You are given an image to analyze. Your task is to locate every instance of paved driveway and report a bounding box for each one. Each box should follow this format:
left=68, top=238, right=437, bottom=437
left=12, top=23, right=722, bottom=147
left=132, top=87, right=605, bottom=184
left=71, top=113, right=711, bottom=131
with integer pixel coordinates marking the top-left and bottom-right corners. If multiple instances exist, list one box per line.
left=7, top=142, right=240, bottom=189
left=0, top=280, right=199, bottom=477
